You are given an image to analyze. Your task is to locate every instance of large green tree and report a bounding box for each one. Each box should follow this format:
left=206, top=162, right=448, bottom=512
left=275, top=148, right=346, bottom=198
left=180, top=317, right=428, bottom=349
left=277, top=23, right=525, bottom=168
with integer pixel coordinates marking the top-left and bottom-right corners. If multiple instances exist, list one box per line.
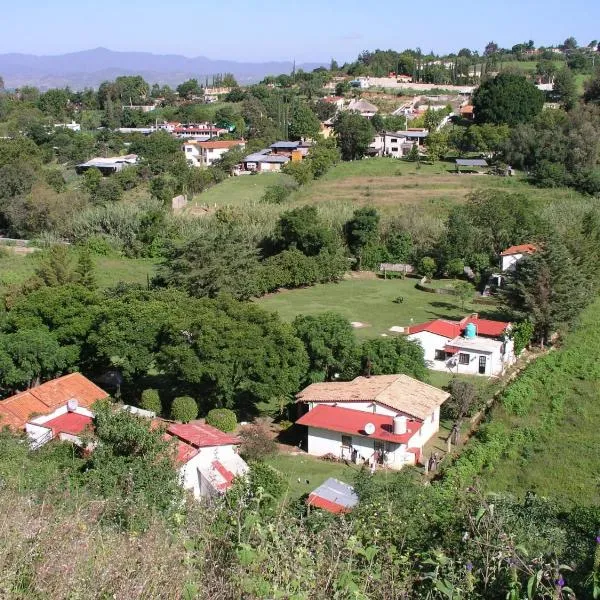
left=345, top=207, right=380, bottom=270
left=293, top=312, right=358, bottom=383
left=333, top=112, right=375, bottom=160
left=472, top=73, right=544, bottom=126
left=288, top=102, right=320, bottom=141
left=553, top=68, right=577, bottom=110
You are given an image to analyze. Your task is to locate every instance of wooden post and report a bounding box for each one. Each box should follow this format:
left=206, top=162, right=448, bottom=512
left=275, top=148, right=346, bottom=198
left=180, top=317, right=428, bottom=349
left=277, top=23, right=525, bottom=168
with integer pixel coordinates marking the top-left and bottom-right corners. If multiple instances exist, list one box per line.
left=446, top=436, right=452, bottom=454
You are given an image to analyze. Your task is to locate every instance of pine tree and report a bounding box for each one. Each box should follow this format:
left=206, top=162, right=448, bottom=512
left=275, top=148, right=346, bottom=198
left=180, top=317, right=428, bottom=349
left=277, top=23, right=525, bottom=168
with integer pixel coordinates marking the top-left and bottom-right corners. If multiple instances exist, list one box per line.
left=76, top=249, right=97, bottom=290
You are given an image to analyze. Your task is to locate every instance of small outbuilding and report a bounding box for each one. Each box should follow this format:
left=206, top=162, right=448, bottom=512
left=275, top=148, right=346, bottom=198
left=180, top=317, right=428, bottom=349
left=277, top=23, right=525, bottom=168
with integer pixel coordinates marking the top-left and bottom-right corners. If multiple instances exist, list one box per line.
left=308, top=478, right=358, bottom=514
left=455, top=158, right=488, bottom=173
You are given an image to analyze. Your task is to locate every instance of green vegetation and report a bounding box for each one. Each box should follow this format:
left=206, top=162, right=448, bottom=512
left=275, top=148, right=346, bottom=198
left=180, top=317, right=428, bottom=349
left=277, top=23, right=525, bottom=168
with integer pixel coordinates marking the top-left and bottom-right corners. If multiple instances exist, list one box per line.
left=206, top=408, right=237, bottom=432
left=258, top=277, right=478, bottom=338
left=170, top=395, right=198, bottom=422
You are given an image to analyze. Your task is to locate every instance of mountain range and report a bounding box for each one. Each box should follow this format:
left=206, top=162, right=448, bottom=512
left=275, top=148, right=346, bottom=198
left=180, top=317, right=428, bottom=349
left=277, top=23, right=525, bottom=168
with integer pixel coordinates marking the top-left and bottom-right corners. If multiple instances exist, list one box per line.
left=0, top=47, right=326, bottom=90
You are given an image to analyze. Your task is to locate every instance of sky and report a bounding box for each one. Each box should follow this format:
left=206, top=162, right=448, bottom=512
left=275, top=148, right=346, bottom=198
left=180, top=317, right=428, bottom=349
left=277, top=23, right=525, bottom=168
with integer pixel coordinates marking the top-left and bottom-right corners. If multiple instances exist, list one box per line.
left=1, top=0, right=599, bottom=62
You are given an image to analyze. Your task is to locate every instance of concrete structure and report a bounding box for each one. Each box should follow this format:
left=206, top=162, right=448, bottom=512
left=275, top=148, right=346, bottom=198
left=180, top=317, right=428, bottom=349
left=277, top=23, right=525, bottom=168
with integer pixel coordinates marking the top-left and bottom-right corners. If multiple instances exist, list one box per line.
left=243, top=150, right=290, bottom=172
left=308, top=478, right=358, bottom=514
left=75, top=154, right=138, bottom=175
left=164, top=422, right=249, bottom=499
left=183, top=139, right=245, bottom=167
left=394, top=128, right=429, bottom=146
left=54, top=121, right=81, bottom=132
left=296, top=374, right=449, bottom=469
left=500, top=244, right=537, bottom=272
left=321, top=96, right=345, bottom=110
left=406, top=314, right=515, bottom=377
left=369, top=131, right=410, bottom=158
left=173, top=124, right=227, bottom=139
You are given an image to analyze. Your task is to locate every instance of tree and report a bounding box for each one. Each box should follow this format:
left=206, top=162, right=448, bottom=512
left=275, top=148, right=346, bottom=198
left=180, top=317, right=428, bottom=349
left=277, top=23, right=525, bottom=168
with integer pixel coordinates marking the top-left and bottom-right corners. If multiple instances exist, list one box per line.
left=584, top=68, right=600, bottom=103
left=420, top=256, right=436, bottom=279
left=176, top=79, right=202, bottom=99
left=335, top=81, right=350, bottom=96
left=272, top=205, right=337, bottom=257
left=82, top=168, right=102, bottom=194
left=171, top=396, right=198, bottom=423
left=75, top=249, right=97, bottom=290
left=288, top=102, right=321, bottom=140
left=499, top=239, right=588, bottom=345
left=313, top=99, right=337, bottom=121
left=425, top=131, right=449, bottom=162
left=561, top=37, right=578, bottom=51
left=345, top=207, right=380, bottom=270
left=222, top=73, right=238, bottom=88
left=446, top=258, right=465, bottom=278
left=453, top=281, right=474, bottom=310
left=158, top=226, right=262, bottom=300
left=484, top=41, right=499, bottom=56
left=553, top=68, right=577, bottom=110
left=305, top=138, right=340, bottom=178
left=206, top=408, right=237, bottom=432
left=34, top=246, right=77, bottom=287
left=140, top=389, right=162, bottom=415
left=511, top=320, right=535, bottom=354
left=293, top=312, right=358, bottom=382
left=282, top=160, right=314, bottom=185
left=472, top=73, right=544, bottom=126
left=360, top=337, right=427, bottom=381
left=333, top=112, right=375, bottom=160
left=38, top=88, right=70, bottom=119
left=443, top=379, right=478, bottom=421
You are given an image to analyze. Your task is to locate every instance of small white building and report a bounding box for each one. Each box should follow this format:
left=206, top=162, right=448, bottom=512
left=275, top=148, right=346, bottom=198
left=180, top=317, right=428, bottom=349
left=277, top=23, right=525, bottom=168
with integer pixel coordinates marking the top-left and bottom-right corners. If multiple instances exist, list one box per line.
left=183, top=139, right=245, bottom=167
left=500, top=244, right=537, bottom=273
left=54, top=121, right=81, bottom=132
left=406, top=314, right=515, bottom=377
left=75, top=154, right=138, bottom=175
left=369, top=131, right=410, bottom=158
left=173, top=124, right=228, bottom=139
left=295, top=374, right=450, bottom=469
left=164, top=422, right=249, bottom=499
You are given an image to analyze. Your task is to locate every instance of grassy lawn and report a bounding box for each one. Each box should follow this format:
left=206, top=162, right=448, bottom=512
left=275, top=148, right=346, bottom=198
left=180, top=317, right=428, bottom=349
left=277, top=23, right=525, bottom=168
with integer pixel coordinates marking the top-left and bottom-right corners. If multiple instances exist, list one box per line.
left=257, top=276, right=500, bottom=338
left=189, top=173, right=291, bottom=207
left=265, top=453, right=365, bottom=501
left=0, top=251, right=158, bottom=292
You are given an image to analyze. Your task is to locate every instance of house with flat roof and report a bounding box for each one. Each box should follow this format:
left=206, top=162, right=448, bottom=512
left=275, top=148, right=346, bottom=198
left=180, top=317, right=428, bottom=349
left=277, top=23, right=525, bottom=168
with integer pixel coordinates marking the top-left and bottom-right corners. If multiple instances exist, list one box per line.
left=243, top=150, right=290, bottom=172
left=369, top=131, right=409, bottom=158
left=406, top=314, right=515, bottom=376
left=183, top=139, right=245, bottom=167
left=295, top=374, right=449, bottom=469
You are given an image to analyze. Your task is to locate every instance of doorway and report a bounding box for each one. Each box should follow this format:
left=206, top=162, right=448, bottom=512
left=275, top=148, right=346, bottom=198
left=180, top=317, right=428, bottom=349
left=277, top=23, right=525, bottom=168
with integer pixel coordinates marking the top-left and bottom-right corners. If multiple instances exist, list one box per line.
left=478, top=355, right=487, bottom=374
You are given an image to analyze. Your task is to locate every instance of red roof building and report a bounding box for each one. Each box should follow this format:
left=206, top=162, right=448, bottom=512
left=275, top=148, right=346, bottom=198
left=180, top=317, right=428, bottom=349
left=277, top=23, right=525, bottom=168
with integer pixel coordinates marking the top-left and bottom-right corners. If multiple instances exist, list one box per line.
left=500, top=244, right=537, bottom=256
left=167, top=421, right=240, bottom=448
left=43, top=412, right=94, bottom=437
left=0, top=373, right=108, bottom=431
left=406, top=314, right=510, bottom=339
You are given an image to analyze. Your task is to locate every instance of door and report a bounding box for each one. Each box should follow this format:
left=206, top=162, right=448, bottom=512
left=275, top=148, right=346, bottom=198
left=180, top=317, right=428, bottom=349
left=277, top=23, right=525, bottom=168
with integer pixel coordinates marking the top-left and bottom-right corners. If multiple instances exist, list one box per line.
left=373, top=440, right=385, bottom=464
left=478, top=355, right=487, bottom=374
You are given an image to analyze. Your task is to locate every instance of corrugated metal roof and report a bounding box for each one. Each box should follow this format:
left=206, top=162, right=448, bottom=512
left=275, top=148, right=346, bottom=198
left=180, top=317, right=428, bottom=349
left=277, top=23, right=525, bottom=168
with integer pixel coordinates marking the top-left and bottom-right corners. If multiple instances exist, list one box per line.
left=456, top=159, right=488, bottom=167
left=270, top=141, right=300, bottom=149
left=308, top=478, right=358, bottom=513
left=244, top=152, right=289, bottom=163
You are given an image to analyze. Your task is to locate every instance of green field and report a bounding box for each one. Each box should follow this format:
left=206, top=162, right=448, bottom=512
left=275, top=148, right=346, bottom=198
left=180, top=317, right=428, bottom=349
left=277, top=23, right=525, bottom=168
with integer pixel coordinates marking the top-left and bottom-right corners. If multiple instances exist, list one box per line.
left=0, top=251, right=158, bottom=293
left=257, top=276, right=500, bottom=338
left=189, top=172, right=291, bottom=207
left=265, top=453, right=365, bottom=501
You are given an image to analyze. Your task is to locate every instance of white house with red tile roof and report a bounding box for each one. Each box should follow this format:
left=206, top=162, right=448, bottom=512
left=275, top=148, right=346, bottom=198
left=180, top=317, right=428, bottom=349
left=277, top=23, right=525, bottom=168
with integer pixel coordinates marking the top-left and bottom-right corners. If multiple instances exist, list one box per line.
left=165, top=421, right=249, bottom=499
left=500, top=244, right=537, bottom=272
left=0, top=373, right=108, bottom=448
left=295, top=374, right=449, bottom=469
left=183, top=139, right=245, bottom=167
left=406, top=314, right=515, bottom=377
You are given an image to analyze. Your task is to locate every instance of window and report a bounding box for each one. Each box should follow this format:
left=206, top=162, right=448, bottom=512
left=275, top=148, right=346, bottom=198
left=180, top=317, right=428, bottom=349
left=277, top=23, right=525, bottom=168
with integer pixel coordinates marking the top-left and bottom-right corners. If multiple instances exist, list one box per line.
left=459, top=353, right=470, bottom=365
left=391, top=147, right=398, bottom=152
left=341, top=435, right=352, bottom=448
left=391, top=138, right=398, bottom=143
left=434, top=349, right=446, bottom=361
left=186, top=147, right=192, bottom=152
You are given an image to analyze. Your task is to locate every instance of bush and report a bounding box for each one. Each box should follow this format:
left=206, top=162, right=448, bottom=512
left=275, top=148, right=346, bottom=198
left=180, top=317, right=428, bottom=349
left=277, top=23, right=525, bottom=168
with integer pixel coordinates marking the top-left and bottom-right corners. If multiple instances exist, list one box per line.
left=170, top=396, right=198, bottom=423
left=419, top=256, right=437, bottom=279
left=262, top=181, right=297, bottom=204
left=239, top=420, right=277, bottom=461
left=206, top=408, right=237, bottom=432
left=140, top=389, right=161, bottom=415
left=249, top=461, right=286, bottom=501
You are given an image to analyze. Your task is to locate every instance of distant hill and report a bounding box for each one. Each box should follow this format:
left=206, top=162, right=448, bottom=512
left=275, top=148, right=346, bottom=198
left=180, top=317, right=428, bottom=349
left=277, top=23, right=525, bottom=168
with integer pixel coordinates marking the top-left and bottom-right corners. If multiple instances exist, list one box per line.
left=0, top=47, right=326, bottom=90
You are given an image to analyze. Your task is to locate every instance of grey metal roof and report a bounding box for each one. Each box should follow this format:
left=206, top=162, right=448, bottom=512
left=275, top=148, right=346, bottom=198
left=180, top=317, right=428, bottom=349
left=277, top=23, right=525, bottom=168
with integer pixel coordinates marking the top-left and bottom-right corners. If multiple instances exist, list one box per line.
left=244, top=152, right=289, bottom=163
left=396, top=130, right=429, bottom=138
left=456, top=159, right=488, bottom=167
left=270, top=141, right=300, bottom=149
left=310, top=478, right=358, bottom=509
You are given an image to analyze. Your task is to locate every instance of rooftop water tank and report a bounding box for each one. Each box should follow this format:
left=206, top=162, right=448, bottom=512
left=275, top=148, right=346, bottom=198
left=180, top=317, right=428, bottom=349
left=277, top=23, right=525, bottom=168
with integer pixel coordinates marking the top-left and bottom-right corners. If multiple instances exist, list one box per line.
left=393, top=415, right=407, bottom=435
left=464, top=322, right=477, bottom=339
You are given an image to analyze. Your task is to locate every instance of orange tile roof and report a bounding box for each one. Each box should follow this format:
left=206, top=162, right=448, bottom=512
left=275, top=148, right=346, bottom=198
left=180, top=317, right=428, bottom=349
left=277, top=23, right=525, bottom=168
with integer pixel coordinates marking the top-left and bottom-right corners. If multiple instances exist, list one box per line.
left=461, top=105, right=474, bottom=114
left=500, top=244, right=537, bottom=256
left=0, top=373, right=108, bottom=430
left=196, top=140, right=245, bottom=149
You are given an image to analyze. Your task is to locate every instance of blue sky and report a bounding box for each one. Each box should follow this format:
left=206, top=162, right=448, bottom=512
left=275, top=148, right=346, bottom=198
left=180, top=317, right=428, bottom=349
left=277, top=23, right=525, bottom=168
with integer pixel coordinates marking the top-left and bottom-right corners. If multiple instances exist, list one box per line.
left=1, top=0, right=598, bottom=62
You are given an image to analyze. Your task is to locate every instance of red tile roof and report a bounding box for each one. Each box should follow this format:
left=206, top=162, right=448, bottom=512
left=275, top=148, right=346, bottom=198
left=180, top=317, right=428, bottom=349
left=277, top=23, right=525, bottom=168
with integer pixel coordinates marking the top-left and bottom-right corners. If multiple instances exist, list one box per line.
left=167, top=421, right=239, bottom=448
left=0, top=374, right=108, bottom=430
left=460, top=105, right=474, bottom=114
left=196, top=140, right=245, bottom=149
left=296, top=404, right=421, bottom=444
left=500, top=244, right=537, bottom=256
left=407, top=315, right=510, bottom=339
left=43, top=412, right=94, bottom=436
left=163, top=433, right=199, bottom=463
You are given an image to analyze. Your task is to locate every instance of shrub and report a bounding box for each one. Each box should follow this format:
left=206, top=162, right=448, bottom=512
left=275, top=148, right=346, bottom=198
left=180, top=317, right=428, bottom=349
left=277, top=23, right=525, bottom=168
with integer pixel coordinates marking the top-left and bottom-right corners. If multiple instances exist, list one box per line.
left=170, top=396, right=198, bottom=423
left=446, top=258, right=465, bottom=278
left=239, top=420, right=277, bottom=461
left=249, top=461, right=286, bottom=500
left=206, top=408, right=237, bottom=432
left=262, top=181, right=297, bottom=204
left=419, top=256, right=437, bottom=279
left=140, top=389, right=162, bottom=415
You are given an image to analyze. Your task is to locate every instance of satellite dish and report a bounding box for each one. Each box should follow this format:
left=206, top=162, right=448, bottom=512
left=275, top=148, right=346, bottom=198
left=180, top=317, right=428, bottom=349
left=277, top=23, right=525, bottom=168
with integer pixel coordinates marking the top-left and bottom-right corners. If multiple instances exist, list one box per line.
left=364, top=422, right=376, bottom=435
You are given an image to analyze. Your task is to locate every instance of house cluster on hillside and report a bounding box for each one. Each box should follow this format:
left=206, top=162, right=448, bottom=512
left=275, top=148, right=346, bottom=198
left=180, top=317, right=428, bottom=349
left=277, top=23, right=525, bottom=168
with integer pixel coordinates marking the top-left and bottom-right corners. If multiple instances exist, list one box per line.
left=240, top=140, right=312, bottom=173
left=0, top=374, right=249, bottom=499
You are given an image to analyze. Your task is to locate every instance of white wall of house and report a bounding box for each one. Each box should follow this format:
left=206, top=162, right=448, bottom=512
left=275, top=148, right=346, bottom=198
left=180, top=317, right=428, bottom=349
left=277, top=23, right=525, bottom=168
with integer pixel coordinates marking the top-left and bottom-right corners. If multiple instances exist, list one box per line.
left=407, top=332, right=515, bottom=377
left=305, top=426, right=420, bottom=470
left=501, top=253, right=524, bottom=272
left=179, top=444, right=248, bottom=499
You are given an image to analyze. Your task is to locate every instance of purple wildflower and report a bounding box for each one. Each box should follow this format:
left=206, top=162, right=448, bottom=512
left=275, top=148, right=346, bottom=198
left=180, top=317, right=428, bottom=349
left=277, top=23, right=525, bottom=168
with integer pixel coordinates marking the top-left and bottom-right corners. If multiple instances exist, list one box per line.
left=466, top=562, right=473, bottom=572
left=596, top=535, right=600, bottom=544
left=556, top=576, right=565, bottom=588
